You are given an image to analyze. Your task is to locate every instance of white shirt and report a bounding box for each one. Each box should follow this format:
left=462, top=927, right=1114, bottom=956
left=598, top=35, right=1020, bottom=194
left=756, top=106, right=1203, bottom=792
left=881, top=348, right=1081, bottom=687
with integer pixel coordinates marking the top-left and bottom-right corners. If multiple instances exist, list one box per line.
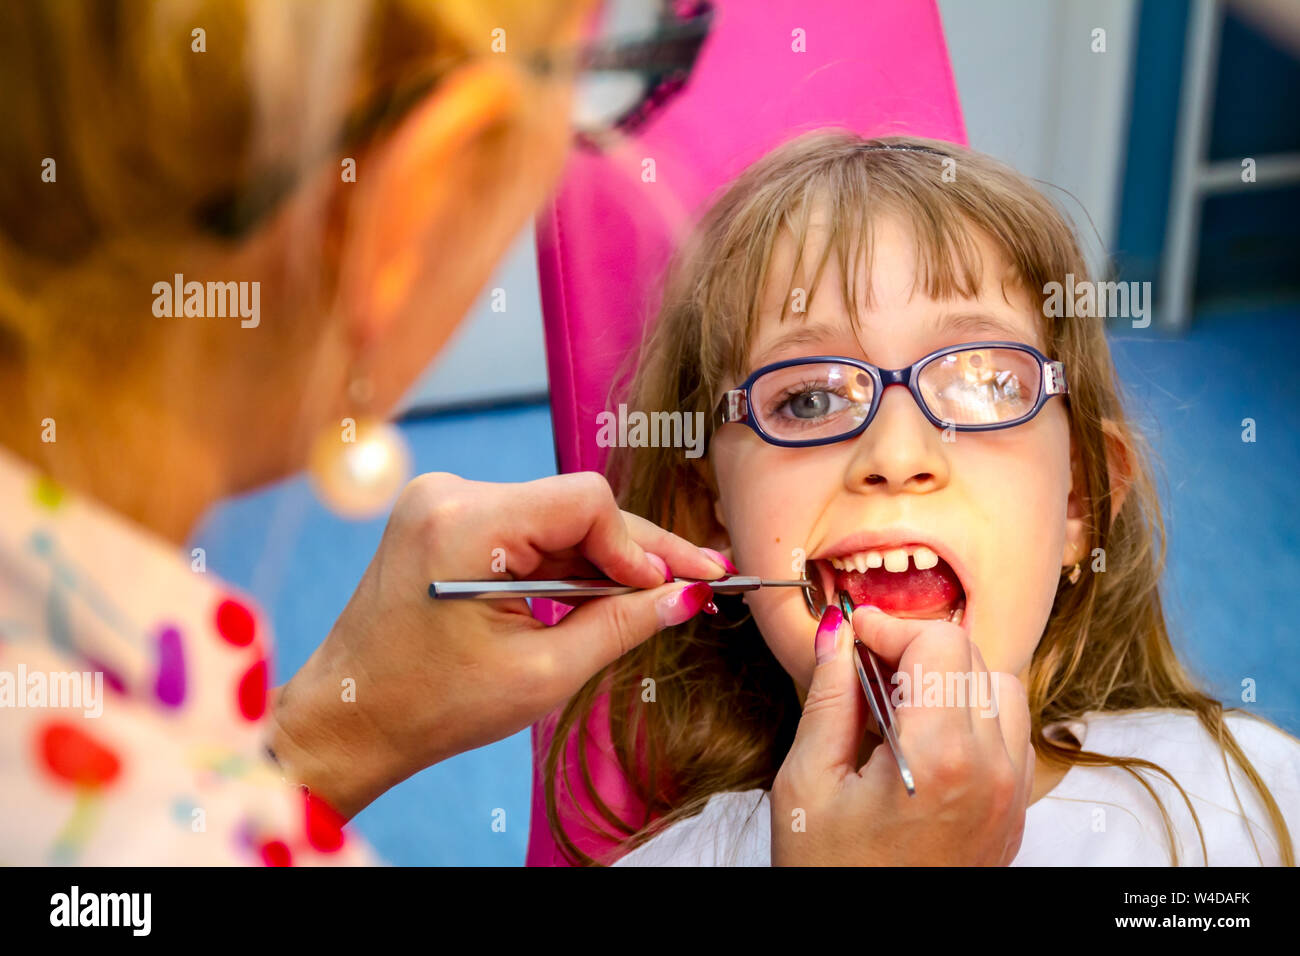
left=612, top=709, right=1300, bottom=866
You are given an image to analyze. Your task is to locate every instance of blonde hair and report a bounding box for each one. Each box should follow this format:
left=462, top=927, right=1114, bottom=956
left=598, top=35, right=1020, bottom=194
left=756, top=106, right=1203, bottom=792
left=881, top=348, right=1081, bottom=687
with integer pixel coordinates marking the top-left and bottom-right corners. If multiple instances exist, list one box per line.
left=546, top=129, right=1297, bottom=867
left=0, top=0, right=569, bottom=375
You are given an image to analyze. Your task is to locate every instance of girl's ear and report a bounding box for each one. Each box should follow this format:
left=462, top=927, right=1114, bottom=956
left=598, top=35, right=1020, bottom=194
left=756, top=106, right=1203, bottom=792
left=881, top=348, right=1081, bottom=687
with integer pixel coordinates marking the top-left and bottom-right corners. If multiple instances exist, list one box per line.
left=689, top=455, right=733, bottom=556
left=1064, top=418, right=1136, bottom=568
left=1100, top=419, right=1137, bottom=524
left=708, top=495, right=733, bottom=556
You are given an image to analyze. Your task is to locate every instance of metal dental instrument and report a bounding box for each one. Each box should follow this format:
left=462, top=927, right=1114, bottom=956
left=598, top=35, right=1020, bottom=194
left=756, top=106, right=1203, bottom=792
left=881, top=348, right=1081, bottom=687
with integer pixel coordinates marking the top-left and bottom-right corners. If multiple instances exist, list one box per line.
left=429, top=575, right=812, bottom=600
left=431, top=574, right=916, bottom=793
left=840, top=592, right=917, bottom=797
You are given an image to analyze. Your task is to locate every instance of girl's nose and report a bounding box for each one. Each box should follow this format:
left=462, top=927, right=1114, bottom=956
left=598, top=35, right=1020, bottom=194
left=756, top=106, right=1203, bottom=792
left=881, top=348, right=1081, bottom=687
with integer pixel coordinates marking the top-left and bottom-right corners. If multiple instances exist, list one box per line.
left=844, top=384, right=951, bottom=493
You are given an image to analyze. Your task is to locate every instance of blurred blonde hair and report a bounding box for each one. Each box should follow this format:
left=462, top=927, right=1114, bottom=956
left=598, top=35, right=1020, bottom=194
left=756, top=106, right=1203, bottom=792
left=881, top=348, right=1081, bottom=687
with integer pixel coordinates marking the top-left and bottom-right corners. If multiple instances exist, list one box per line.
left=546, top=129, right=1297, bottom=867
left=0, top=0, right=571, bottom=373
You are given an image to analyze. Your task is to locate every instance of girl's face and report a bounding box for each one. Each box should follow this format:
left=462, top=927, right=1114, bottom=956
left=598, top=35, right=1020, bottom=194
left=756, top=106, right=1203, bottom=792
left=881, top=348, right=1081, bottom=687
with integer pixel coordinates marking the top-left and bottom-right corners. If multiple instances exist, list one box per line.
left=709, top=213, right=1078, bottom=694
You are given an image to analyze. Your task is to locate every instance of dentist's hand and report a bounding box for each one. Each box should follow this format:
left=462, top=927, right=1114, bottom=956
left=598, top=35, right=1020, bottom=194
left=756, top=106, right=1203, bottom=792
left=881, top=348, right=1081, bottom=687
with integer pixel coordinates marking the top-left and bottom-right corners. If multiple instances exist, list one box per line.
left=268, top=471, right=726, bottom=819
left=771, top=606, right=1034, bottom=865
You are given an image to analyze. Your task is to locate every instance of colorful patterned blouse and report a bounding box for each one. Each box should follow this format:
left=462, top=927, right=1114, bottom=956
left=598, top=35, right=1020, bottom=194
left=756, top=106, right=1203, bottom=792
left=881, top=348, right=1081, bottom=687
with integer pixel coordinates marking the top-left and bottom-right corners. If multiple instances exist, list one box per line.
left=0, top=448, right=375, bottom=865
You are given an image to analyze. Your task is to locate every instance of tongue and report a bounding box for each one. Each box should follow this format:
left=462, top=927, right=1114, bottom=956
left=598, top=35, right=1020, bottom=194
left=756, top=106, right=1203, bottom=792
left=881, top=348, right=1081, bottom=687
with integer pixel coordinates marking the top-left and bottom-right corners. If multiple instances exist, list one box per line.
left=833, top=560, right=963, bottom=616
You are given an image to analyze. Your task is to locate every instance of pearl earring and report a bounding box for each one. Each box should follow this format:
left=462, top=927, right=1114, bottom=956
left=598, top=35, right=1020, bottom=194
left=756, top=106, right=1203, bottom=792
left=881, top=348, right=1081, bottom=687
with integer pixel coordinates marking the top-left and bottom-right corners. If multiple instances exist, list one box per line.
left=307, top=372, right=411, bottom=519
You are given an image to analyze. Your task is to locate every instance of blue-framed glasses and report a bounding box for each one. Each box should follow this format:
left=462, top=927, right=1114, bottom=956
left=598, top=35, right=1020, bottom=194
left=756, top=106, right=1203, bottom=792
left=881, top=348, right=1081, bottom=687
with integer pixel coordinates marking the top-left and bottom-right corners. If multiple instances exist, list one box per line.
left=713, top=341, right=1068, bottom=448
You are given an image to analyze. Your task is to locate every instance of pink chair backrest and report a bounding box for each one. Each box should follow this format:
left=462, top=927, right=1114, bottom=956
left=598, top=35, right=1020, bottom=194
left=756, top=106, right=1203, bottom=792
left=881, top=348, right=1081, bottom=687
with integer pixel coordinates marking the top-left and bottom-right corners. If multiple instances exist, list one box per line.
left=528, top=0, right=967, bottom=866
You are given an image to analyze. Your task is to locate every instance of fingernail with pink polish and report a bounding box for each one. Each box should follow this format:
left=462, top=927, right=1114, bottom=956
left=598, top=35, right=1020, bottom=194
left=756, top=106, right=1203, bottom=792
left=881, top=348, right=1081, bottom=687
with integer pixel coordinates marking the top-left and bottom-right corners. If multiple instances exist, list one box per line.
left=815, top=605, right=842, bottom=664
left=700, top=548, right=737, bottom=574
left=646, top=552, right=673, bottom=583
left=656, top=581, right=713, bottom=628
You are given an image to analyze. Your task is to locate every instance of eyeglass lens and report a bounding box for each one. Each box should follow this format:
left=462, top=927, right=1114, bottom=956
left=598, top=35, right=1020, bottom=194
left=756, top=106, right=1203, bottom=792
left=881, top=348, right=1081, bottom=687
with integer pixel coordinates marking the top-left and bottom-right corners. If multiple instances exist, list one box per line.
left=750, top=347, right=1042, bottom=442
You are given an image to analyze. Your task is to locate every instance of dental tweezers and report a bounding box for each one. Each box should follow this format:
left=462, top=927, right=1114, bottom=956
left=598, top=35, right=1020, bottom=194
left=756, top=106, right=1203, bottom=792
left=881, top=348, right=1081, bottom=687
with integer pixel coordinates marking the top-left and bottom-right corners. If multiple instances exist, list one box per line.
left=840, top=592, right=917, bottom=796
left=428, top=575, right=812, bottom=600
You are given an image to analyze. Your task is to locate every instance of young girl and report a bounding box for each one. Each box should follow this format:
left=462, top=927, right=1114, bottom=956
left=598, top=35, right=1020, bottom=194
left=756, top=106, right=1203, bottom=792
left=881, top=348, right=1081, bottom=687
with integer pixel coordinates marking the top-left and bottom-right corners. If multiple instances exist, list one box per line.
left=541, top=130, right=1300, bottom=866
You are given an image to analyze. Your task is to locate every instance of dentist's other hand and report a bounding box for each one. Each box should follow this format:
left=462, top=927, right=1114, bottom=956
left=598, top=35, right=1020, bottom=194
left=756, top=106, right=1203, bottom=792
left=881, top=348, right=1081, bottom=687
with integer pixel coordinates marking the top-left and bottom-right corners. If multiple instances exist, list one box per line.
left=771, top=606, right=1034, bottom=865
left=268, top=471, right=725, bottom=819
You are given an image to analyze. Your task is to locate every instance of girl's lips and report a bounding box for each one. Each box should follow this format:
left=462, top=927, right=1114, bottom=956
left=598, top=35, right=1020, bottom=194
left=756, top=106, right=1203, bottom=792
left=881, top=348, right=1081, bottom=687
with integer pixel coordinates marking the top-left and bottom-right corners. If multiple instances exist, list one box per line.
left=811, top=530, right=973, bottom=595
left=807, top=536, right=971, bottom=627
left=830, top=560, right=964, bottom=618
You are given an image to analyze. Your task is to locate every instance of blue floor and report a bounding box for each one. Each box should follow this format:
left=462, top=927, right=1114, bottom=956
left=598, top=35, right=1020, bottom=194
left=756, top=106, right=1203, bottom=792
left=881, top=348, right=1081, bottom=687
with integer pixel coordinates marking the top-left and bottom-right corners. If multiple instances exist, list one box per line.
left=192, top=300, right=1300, bottom=865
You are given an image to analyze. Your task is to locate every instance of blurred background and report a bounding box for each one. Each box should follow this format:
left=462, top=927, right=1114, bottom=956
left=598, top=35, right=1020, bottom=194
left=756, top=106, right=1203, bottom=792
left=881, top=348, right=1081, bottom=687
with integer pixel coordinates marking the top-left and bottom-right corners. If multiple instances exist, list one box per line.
left=192, top=0, right=1300, bottom=864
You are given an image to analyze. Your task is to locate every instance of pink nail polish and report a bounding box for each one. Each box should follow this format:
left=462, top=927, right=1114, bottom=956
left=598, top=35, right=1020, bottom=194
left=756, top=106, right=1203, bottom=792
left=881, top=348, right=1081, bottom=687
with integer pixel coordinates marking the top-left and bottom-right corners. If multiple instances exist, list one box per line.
left=701, top=548, right=738, bottom=574
left=815, top=605, right=842, bottom=664
left=656, top=581, right=713, bottom=628
left=646, top=552, right=673, bottom=582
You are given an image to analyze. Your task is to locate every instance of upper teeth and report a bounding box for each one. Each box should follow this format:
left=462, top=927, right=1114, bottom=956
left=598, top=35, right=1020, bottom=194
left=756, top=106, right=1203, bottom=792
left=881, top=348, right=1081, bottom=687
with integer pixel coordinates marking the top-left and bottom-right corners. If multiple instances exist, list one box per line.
left=828, top=545, right=940, bottom=573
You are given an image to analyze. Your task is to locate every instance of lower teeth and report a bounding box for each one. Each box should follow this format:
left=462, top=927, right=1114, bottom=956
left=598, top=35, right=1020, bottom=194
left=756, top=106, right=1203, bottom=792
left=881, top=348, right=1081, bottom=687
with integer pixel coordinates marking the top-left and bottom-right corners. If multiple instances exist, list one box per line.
left=947, top=604, right=966, bottom=625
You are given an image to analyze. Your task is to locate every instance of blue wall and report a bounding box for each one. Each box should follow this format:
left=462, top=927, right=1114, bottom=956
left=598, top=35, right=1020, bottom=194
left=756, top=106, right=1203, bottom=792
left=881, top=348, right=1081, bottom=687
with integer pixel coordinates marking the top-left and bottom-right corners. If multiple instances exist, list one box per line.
left=1114, top=1, right=1300, bottom=301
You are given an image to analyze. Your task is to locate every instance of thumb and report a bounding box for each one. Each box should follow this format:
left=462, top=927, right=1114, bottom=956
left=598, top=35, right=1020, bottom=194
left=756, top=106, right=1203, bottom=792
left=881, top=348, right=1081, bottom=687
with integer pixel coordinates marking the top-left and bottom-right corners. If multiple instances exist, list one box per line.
left=540, top=581, right=714, bottom=695
left=785, top=605, right=868, bottom=776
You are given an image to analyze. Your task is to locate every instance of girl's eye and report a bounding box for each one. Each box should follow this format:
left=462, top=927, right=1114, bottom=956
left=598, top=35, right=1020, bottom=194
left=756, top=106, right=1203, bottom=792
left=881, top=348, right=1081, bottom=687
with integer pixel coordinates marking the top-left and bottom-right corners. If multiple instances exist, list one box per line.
left=773, top=386, right=851, bottom=421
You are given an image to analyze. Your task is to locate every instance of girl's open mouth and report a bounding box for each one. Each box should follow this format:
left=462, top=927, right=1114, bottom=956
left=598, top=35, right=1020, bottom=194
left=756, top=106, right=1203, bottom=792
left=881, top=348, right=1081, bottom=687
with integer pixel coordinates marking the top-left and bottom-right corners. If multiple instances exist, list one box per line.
left=810, top=545, right=967, bottom=624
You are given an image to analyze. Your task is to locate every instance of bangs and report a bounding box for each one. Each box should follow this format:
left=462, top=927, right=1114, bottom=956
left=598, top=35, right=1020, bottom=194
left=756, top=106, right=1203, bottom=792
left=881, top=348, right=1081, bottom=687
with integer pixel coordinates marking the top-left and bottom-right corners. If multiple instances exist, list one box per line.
left=693, top=133, right=1079, bottom=389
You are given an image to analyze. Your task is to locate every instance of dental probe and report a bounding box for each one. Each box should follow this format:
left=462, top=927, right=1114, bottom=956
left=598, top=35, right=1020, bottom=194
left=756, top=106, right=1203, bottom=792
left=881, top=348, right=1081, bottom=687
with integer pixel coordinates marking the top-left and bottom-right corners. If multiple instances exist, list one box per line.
left=428, top=575, right=812, bottom=600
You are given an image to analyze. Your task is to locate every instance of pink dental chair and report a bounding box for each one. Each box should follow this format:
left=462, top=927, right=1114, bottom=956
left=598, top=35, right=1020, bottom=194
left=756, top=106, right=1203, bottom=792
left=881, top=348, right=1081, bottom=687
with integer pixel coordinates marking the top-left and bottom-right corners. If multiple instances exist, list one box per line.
left=527, top=0, right=967, bottom=866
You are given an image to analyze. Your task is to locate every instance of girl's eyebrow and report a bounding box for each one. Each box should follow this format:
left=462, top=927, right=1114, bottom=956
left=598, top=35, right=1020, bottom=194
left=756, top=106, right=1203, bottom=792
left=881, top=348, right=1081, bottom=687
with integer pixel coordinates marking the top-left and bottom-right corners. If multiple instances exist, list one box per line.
left=749, top=311, right=1034, bottom=371
left=933, top=310, right=1030, bottom=342
left=750, top=323, right=841, bottom=368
